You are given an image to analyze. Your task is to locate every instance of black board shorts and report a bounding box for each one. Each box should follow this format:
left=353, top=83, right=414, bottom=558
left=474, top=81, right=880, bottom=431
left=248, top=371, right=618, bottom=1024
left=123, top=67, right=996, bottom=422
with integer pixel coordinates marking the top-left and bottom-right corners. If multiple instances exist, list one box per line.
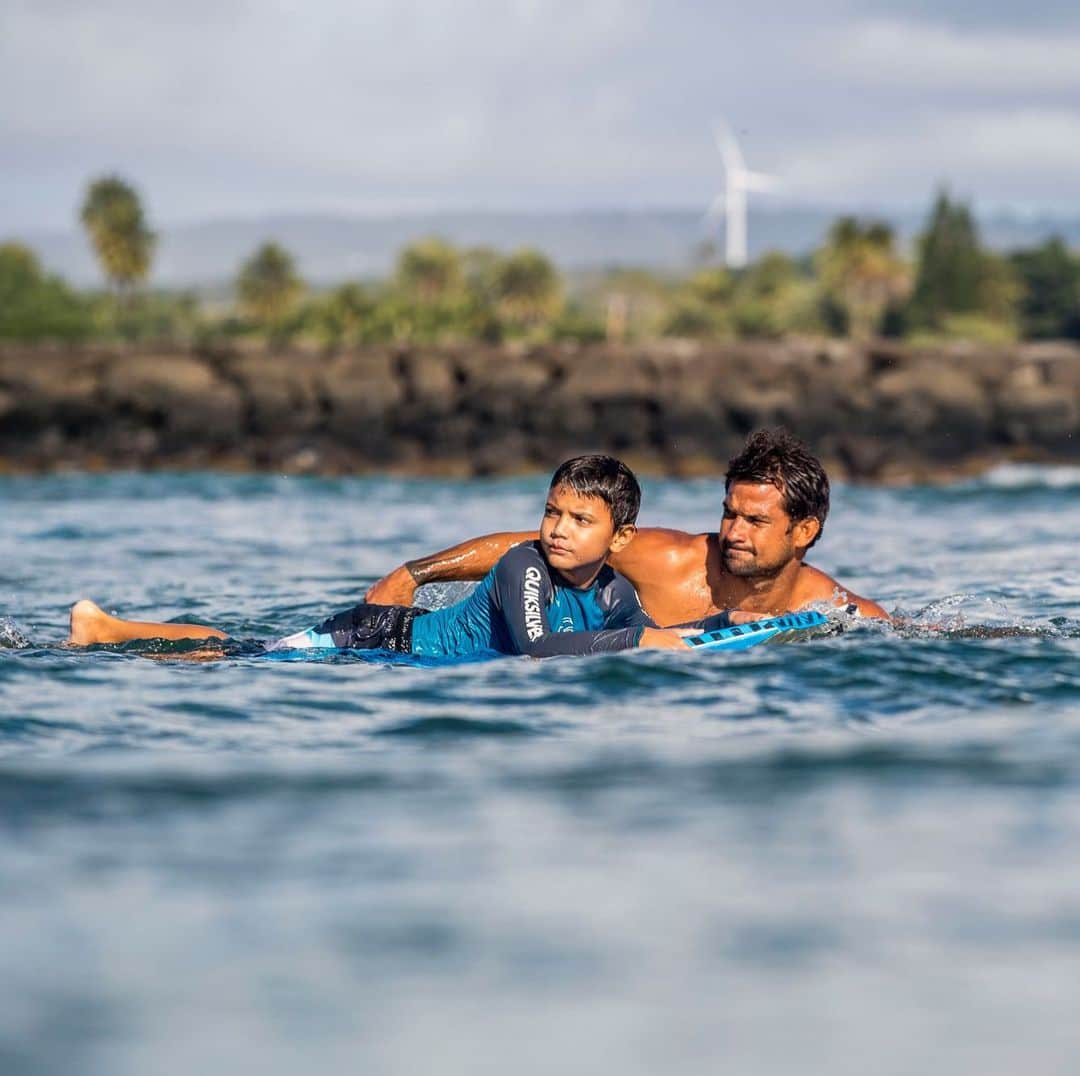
left=312, top=603, right=430, bottom=653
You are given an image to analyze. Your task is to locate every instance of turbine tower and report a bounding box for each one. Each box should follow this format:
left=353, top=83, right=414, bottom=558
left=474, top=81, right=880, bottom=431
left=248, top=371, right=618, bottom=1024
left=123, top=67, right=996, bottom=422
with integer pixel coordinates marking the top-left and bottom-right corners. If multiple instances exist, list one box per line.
left=707, top=121, right=779, bottom=269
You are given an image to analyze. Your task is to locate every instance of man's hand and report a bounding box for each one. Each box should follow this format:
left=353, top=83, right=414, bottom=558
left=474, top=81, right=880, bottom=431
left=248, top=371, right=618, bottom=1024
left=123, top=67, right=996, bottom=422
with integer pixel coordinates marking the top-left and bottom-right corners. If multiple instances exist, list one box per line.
left=364, top=565, right=419, bottom=606
left=728, top=610, right=766, bottom=624
left=638, top=627, right=694, bottom=650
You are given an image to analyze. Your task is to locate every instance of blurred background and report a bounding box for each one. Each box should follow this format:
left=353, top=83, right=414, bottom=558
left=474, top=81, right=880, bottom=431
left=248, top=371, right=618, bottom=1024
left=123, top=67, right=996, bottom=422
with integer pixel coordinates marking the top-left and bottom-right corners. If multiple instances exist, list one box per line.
left=2, top=0, right=1079, bottom=349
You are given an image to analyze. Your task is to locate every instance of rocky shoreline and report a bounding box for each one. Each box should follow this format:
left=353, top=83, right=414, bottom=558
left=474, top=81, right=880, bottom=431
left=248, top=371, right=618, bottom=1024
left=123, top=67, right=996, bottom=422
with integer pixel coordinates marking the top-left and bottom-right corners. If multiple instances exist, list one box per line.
left=0, top=340, right=1076, bottom=482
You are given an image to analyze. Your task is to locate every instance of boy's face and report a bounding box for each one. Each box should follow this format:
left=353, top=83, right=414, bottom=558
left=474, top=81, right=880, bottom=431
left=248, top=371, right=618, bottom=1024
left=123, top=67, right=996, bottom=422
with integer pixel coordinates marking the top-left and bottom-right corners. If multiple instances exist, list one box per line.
left=540, top=484, right=635, bottom=586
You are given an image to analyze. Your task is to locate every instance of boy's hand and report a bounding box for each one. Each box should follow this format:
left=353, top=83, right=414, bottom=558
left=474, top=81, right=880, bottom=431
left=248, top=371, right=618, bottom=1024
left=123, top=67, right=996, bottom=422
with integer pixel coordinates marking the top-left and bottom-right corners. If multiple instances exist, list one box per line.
left=638, top=627, right=694, bottom=650
left=364, top=565, right=418, bottom=605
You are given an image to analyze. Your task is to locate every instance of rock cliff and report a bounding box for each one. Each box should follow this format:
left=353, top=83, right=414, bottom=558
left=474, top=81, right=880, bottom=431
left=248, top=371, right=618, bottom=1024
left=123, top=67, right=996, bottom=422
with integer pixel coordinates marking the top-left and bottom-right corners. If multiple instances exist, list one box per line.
left=1, top=340, right=1076, bottom=481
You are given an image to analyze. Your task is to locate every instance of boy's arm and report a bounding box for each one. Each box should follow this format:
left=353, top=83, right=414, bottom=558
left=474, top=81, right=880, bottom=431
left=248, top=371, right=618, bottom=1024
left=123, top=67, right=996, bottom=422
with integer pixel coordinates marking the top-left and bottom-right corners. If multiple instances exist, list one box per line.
left=364, top=531, right=537, bottom=605
left=602, top=572, right=658, bottom=630
left=602, top=573, right=691, bottom=650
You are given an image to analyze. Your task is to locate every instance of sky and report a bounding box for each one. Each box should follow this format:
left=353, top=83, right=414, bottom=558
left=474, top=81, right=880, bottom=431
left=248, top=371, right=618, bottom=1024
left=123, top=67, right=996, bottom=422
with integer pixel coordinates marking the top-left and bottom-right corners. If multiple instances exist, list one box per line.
left=2, top=0, right=1080, bottom=233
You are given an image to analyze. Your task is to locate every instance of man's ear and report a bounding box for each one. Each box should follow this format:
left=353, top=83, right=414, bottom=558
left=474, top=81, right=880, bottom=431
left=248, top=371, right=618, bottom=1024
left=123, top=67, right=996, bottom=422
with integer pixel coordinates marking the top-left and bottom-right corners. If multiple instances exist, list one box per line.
left=791, top=517, right=820, bottom=551
left=609, top=524, right=637, bottom=554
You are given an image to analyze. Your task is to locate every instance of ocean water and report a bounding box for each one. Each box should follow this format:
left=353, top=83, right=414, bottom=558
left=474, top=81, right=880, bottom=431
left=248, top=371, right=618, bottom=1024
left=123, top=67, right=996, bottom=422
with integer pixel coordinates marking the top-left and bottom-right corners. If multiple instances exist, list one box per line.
left=1, top=468, right=1078, bottom=1075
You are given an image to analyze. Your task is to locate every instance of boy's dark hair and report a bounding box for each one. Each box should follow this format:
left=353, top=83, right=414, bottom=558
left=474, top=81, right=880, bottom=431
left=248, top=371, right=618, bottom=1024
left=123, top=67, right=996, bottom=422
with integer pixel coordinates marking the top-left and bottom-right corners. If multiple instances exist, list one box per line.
left=549, top=455, right=641, bottom=529
left=726, top=429, right=830, bottom=548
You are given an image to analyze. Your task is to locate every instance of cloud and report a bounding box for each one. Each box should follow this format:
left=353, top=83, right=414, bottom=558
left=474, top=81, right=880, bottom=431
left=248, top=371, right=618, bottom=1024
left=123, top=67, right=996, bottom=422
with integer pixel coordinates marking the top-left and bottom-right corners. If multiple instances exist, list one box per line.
left=830, top=18, right=1080, bottom=92
left=782, top=108, right=1080, bottom=209
left=1, top=0, right=1079, bottom=228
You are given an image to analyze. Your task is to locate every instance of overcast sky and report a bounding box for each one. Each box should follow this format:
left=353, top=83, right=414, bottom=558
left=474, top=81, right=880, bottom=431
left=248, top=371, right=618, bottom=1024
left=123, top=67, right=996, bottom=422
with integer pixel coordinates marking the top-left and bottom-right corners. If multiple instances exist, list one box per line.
left=2, top=0, right=1079, bottom=232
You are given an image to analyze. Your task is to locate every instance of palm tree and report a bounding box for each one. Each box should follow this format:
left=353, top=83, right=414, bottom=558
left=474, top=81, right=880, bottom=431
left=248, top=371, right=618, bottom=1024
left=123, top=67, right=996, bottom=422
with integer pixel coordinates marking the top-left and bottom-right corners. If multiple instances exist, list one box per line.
left=236, top=242, right=304, bottom=324
left=815, top=217, right=911, bottom=338
left=79, top=176, right=156, bottom=295
left=492, top=249, right=562, bottom=328
left=395, top=238, right=463, bottom=302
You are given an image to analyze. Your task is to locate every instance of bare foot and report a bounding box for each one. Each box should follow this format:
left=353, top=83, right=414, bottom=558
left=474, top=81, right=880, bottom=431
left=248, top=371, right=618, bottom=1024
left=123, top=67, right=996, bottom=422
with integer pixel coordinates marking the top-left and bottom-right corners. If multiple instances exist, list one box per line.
left=66, top=599, right=227, bottom=647
left=66, top=599, right=113, bottom=646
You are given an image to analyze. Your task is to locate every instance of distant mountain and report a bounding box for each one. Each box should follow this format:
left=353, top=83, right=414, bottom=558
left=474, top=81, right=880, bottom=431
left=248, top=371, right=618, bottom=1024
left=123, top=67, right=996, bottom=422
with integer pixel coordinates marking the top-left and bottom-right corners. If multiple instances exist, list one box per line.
left=13, top=207, right=1080, bottom=290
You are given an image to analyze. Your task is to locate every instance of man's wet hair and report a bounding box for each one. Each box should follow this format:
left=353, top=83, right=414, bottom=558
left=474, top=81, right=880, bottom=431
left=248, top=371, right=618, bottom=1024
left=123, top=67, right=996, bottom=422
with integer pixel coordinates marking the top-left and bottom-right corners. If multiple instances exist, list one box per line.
left=726, top=429, right=830, bottom=548
left=549, top=455, right=641, bottom=530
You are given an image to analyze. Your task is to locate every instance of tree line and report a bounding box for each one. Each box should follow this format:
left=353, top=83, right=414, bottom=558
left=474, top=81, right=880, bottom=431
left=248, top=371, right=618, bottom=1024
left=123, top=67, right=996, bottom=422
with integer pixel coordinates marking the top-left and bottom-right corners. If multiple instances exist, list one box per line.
left=2, top=176, right=1079, bottom=346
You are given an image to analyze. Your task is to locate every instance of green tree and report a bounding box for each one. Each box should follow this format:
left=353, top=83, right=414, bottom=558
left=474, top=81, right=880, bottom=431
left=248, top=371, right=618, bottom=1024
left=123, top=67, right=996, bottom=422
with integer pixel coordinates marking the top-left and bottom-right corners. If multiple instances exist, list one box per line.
left=682, top=267, right=733, bottom=308
left=660, top=300, right=729, bottom=339
left=814, top=217, right=911, bottom=338
left=730, top=252, right=820, bottom=338
left=79, top=175, right=156, bottom=294
left=491, top=248, right=562, bottom=328
left=321, top=281, right=372, bottom=345
left=910, top=190, right=987, bottom=328
left=737, top=252, right=801, bottom=299
left=0, top=242, right=92, bottom=341
left=1010, top=237, right=1080, bottom=340
left=462, top=246, right=501, bottom=301
left=236, top=242, right=304, bottom=324
left=659, top=268, right=733, bottom=339
left=395, top=238, right=463, bottom=302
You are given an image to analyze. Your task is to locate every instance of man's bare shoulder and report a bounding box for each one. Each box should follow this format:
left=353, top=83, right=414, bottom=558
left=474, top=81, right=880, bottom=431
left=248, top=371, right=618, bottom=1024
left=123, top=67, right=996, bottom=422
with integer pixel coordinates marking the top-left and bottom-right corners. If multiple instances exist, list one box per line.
left=794, top=563, right=890, bottom=619
left=611, top=527, right=706, bottom=574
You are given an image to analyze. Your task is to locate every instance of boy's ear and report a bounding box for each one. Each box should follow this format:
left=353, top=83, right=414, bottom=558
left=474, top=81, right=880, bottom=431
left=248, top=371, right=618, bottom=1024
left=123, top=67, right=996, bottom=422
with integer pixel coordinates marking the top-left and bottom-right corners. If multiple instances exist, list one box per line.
left=608, top=523, right=637, bottom=553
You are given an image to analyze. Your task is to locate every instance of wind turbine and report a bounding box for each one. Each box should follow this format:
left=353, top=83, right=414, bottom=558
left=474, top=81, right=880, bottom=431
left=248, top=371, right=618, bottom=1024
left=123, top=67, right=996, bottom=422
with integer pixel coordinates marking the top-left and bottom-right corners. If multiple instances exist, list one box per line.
left=706, top=121, right=779, bottom=269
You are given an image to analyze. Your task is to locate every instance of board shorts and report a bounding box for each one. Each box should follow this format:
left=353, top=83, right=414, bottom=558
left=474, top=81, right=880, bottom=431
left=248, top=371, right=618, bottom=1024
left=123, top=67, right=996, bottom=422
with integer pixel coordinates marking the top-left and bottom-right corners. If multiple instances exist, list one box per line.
left=271, top=603, right=430, bottom=653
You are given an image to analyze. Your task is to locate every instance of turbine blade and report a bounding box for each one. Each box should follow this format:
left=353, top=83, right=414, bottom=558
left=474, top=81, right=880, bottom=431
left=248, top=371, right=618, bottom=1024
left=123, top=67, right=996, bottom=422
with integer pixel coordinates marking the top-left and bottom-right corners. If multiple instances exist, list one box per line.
left=704, top=193, right=726, bottom=221
left=713, top=118, right=746, bottom=173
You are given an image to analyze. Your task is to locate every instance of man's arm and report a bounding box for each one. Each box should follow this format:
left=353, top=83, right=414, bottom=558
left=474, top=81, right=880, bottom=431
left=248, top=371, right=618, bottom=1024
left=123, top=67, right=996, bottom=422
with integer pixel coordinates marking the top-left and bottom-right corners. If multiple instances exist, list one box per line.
left=794, top=565, right=891, bottom=620
left=842, top=592, right=891, bottom=619
left=364, top=531, right=536, bottom=605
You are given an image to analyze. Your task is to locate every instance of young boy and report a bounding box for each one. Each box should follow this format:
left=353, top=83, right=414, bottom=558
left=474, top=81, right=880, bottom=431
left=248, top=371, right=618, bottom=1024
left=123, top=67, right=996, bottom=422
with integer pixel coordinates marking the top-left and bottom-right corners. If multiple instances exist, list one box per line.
left=68, top=456, right=720, bottom=657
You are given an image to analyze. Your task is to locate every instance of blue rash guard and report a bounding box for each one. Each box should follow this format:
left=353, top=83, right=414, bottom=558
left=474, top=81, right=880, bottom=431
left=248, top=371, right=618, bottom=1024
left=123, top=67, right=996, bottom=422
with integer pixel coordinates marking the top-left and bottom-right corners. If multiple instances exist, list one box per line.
left=274, top=542, right=733, bottom=659
left=410, top=541, right=654, bottom=658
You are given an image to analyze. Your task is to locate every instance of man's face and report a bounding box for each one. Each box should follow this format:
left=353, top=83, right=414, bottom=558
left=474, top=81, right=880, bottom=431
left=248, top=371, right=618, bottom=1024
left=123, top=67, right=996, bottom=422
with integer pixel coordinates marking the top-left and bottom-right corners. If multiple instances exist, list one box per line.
left=540, top=484, right=623, bottom=584
left=719, top=481, right=806, bottom=577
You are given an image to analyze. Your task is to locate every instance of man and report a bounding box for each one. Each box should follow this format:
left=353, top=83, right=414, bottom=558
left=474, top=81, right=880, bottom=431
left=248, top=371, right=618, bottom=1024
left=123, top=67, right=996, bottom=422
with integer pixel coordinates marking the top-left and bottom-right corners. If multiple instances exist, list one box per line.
left=366, top=429, right=889, bottom=623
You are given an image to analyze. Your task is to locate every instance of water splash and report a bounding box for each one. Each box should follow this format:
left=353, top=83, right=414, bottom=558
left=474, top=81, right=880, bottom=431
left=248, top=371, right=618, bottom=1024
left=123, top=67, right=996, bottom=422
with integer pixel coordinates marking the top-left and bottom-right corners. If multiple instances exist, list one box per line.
left=893, top=593, right=1071, bottom=639
left=0, top=617, right=32, bottom=649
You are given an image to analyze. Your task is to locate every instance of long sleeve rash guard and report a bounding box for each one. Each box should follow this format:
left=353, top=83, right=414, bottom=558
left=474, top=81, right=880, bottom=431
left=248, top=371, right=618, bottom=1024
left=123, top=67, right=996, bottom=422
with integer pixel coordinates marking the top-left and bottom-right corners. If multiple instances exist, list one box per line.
left=410, top=541, right=656, bottom=658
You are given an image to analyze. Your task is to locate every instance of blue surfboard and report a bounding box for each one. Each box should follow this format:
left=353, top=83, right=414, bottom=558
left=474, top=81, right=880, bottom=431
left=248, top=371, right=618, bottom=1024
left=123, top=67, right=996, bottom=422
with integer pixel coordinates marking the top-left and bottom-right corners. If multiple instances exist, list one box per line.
left=682, top=610, right=829, bottom=652
left=260, top=611, right=830, bottom=663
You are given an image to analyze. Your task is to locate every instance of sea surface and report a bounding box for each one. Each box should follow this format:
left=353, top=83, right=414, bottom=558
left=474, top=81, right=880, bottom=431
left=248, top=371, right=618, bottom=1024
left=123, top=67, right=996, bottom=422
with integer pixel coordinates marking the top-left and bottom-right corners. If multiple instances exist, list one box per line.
left=2, top=468, right=1079, bottom=1075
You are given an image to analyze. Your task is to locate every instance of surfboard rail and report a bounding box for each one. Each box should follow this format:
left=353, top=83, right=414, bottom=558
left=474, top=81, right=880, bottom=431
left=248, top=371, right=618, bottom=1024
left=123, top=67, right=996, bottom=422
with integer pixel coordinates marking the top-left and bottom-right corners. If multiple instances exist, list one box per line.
left=682, top=610, right=829, bottom=652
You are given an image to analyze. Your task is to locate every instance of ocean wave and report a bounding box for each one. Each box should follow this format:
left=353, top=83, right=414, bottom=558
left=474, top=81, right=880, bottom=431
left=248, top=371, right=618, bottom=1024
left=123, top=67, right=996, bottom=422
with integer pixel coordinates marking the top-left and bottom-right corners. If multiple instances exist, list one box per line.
left=966, top=463, right=1080, bottom=491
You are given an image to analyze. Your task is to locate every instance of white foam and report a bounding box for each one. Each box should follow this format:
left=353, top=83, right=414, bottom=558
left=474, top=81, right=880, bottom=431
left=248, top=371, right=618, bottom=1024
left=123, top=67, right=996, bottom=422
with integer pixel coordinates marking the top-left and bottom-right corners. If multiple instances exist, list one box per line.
left=0, top=617, right=32, bottom=649
left=977, top=464, right=1080, bottom=490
